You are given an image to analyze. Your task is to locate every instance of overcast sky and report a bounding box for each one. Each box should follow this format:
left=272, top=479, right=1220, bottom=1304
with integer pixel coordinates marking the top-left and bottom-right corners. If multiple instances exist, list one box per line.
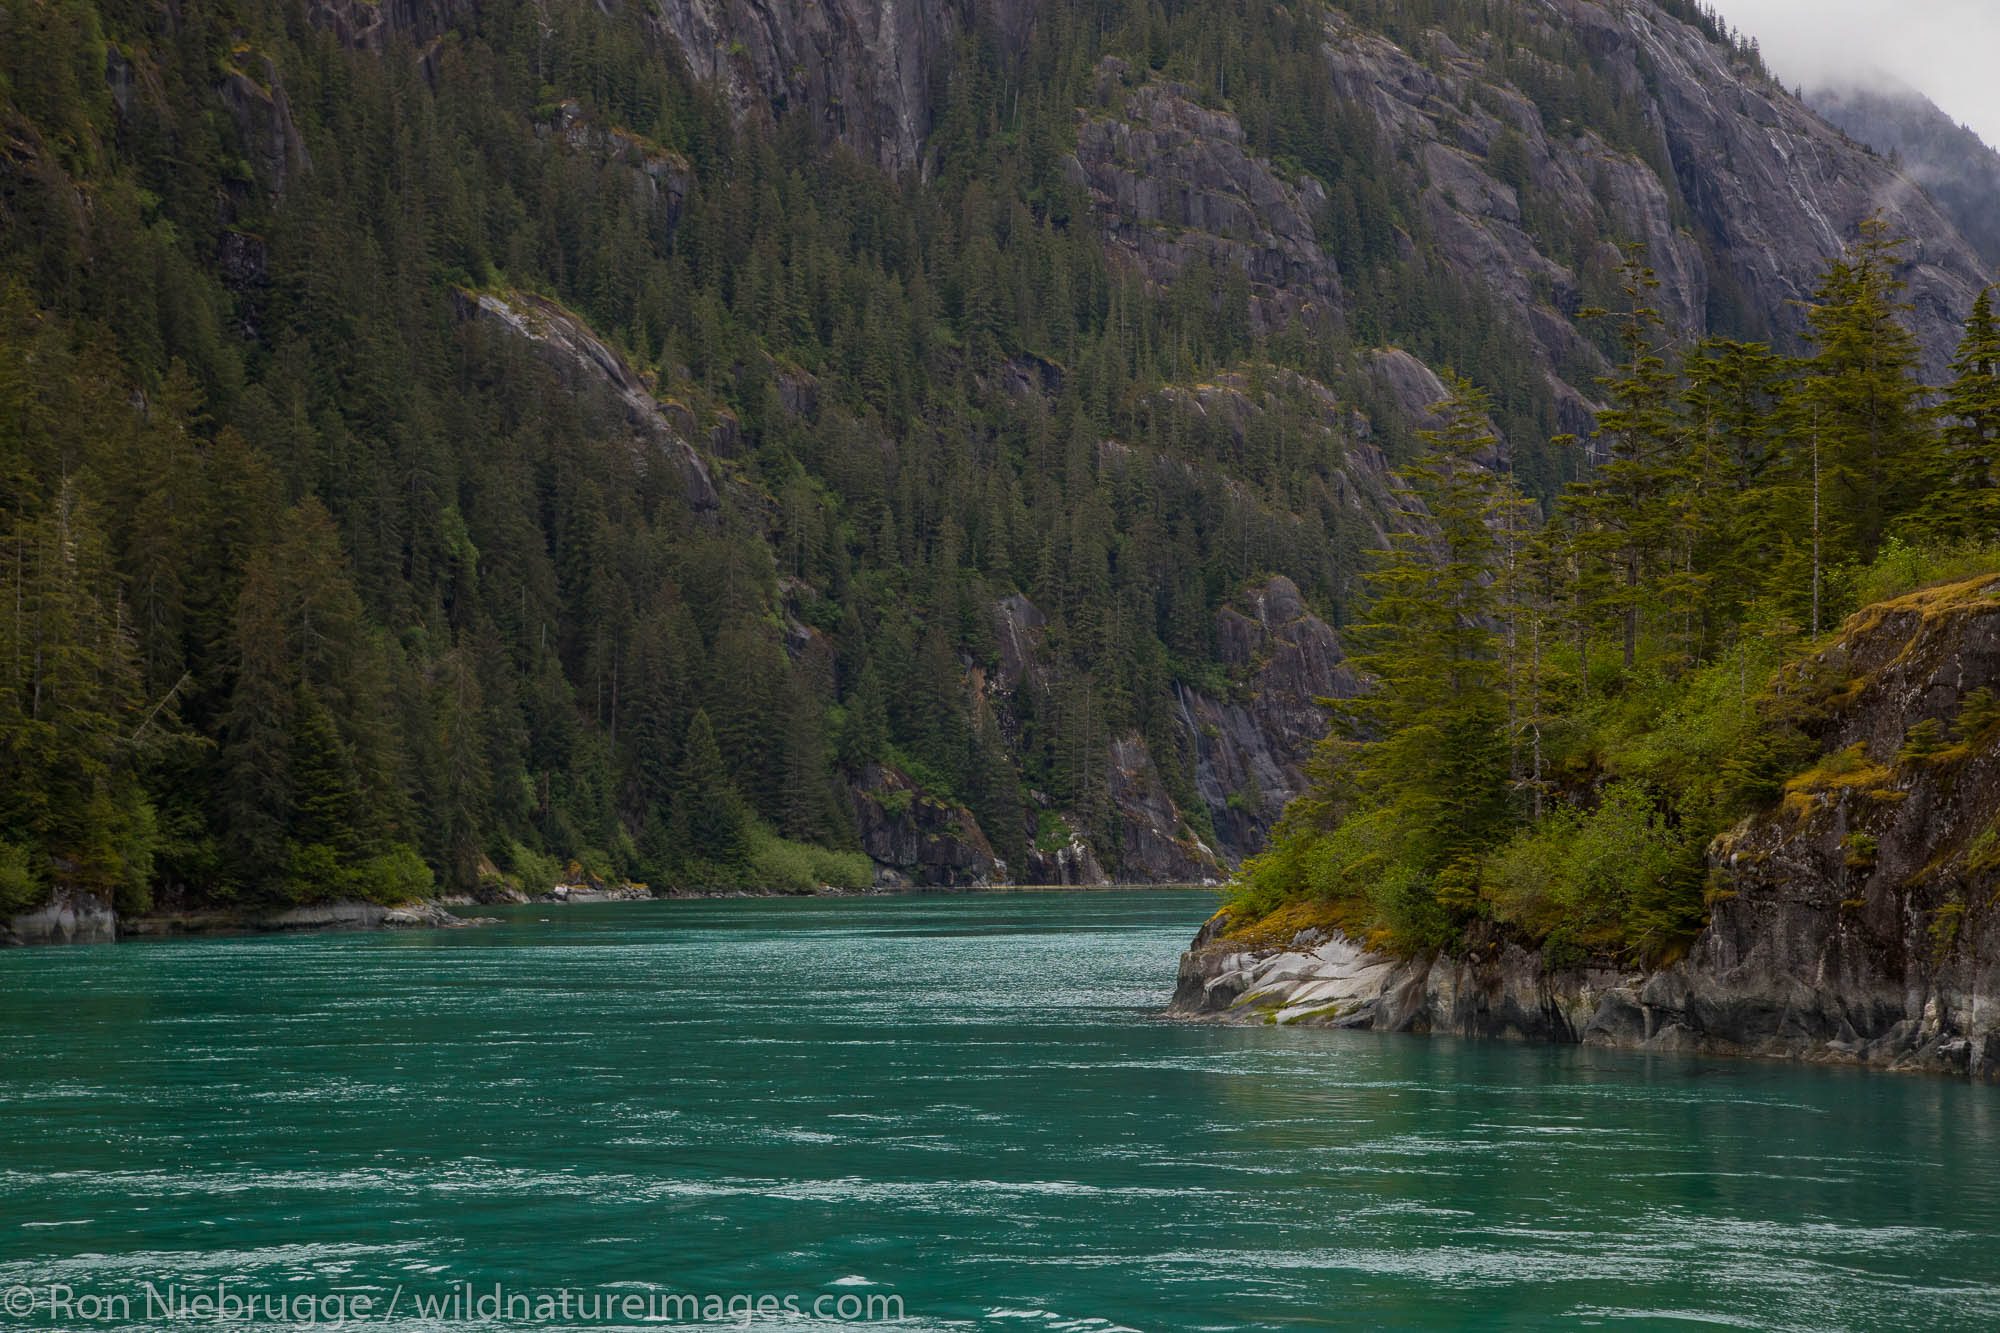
left=1704, top=0, right=2000, bottom=147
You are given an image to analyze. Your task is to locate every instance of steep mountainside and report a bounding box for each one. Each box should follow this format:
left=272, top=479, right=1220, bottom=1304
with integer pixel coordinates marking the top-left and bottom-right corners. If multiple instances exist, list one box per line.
left=1173, top=574, right=2000, bottom=1079
left=661, top=0, right=1988, bottom=467
left=2, top=0, right=1994, bottom=923
left=1809, top=78, right=2000, bottom=272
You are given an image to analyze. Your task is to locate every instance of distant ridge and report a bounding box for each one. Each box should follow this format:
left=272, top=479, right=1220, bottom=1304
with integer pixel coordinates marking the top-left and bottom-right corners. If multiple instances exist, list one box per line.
left=1810, top=77, right=2000, bottom=270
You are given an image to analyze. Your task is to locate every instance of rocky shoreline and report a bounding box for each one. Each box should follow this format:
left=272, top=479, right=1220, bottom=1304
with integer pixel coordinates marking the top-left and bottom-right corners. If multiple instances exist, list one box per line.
left=0, top=892, right=500, bottom=945
left=5, top=879, right=1209, bottom=947
left=1171, top=577, right=2000, bottom=1082
left=1169, top=912, right=1997, bottom=1080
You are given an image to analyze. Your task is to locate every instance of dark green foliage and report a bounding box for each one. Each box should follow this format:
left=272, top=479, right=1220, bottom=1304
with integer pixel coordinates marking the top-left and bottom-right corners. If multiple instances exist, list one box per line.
left=1931, top=290, right=2000, bottom=538
left=1240, top=230, right=1979, bottom=964
left=1898, top=719, right=1948, bottom=764
left=2, top=0, right=1411, bottom=898
left=669, top=710, right=751, bottom=881
left=0, top=0, right=1976, bottom=913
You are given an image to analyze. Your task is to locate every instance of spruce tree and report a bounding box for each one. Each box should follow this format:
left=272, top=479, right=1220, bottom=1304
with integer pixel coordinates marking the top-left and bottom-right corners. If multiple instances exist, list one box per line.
left=1338, top=377, right=1513, bottom=868
left=1561, top=249, right=1684, bottom=672
left=1793, top=219, right=1932, bottom=567
left=1680, top=337, right=1790, bottom=636
left=1934, top=287, right=2000, bottom=538
left=670, top=709, right=749, bottom=876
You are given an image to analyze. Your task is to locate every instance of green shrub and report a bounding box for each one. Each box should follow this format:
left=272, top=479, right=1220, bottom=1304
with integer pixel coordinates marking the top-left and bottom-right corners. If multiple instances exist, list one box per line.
left=1897, top=719, right=1948, bottom=764
left=352, top=845, right=435, bottom=903
left=1968, top=825, right=2000, bottom=876
left=1368, top=860, right=1452, bottom=952
left=1483, top=810, right=1581, bottom=938
left=744, top=827, right=872, bottom=892
left=282, top=842, right=346, bottom=904
left=1847, top=536, right=2000, bottom=610
left=0, top=843, right=44, bottom=916
left=1959, top=688, right=2000, bottom=744
left=1483, top=782, right=1704, bottom=959
left=1931, top=900, right=1967, bottom=963
left=1034, top=810, right=1072, bottom=854
left=508, top=842, right=560, bottom=897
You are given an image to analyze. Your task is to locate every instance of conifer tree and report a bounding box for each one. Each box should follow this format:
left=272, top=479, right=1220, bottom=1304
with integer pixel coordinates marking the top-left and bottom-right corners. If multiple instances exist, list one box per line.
left=1793, top=218, right=1932, bottom=566
left=1680, top=337, right=1790, bottom=636
left=670, top=709, right=749, bottom=876
left=1561, top=249, right=1684, bottom=671
left=1934, top=287, right=2000, bottom=538
left=1337, top=377, right=1513, bottom=866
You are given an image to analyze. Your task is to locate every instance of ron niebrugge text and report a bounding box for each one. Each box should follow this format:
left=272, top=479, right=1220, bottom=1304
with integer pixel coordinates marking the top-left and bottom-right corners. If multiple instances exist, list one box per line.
left=1, top=1281, right=907, bottom=1325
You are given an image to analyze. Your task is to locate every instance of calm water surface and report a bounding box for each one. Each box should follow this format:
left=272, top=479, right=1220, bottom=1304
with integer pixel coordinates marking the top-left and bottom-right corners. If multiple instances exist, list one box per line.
left=2, top=889, right=1998, bottom=1330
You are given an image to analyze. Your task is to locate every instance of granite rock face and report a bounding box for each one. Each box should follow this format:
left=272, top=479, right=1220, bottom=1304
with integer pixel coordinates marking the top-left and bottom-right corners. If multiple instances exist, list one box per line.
left=850, top=763, right=1002, bottom=887
left=1072, top=69, right=1340, bottom=336
left=654, top=0, right=1036, bottom=177
left=3, top=889, right=116, bottom=947
left=1105, top=735, right=1225, bottom=884
left=1185, top=575, right=1365, bottom=864
left=1174, top=579, right=2000, bottom=1078
left=984, top=571, right=1358, bottom=882
left=215, top=60, right=312, bottom=195
left=304, top=0, right=468, bottom=52
left=655, top=0, right=1985, bottom=398
left=534, top=100, right=693, bottom=225
left=456, top=289, right=719, bottom=513
left=1313, top=0, right=1983, bottom=387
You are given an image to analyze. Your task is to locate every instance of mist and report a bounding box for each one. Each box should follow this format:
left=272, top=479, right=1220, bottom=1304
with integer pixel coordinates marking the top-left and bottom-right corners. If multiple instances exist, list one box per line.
left=1704, top=0, right=2000, bottom=148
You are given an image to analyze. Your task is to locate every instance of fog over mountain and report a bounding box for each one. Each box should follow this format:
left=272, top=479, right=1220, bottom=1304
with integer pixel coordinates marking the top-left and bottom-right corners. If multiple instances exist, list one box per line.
left=1704, top=0, right=2000, bottom=150
left=1808, top=78, right=2000, bottom=269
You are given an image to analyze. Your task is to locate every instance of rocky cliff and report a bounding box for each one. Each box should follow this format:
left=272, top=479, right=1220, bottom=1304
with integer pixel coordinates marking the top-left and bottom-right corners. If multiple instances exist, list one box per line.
left=231, top=0, right=1995, bottom=888
left=1809, top=78, right=2000, bottom=271
left=850, top=762, right=1004, bottom=887
left=652, top=0, right=1032, bottom=177
left=986, top=570, right=1359, bottom=883
left=1172, top=574, right=2000, bottom=1079
left=451, top=0, right=1993, bottom=886
left=1317, top=0, right=1982, bottom=380
left=1072, top=65, right=1341, bottom=338
left=657, top=0, right=1985, bottom=392
left=2, top=889, right=117, bottom=947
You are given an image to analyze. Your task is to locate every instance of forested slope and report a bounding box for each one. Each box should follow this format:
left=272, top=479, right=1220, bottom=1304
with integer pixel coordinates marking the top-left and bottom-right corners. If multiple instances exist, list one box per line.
left=0, top=0, right=1988, bottom=915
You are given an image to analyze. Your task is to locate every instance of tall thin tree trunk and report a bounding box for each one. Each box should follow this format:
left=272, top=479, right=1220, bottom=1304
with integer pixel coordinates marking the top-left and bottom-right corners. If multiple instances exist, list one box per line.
left=1623, top=554, right=1638, bottom=670
left=1812, top=412, right=1822, bottom=638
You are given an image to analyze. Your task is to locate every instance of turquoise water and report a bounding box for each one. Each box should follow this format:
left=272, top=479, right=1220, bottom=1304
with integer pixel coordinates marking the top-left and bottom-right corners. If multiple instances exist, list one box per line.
left=2, top=889, right=1999, bottom=1331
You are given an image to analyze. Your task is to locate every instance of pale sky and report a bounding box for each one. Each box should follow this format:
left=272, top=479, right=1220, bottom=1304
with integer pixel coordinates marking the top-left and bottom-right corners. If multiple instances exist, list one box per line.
left=1704, top=0, right=2000, bottom=148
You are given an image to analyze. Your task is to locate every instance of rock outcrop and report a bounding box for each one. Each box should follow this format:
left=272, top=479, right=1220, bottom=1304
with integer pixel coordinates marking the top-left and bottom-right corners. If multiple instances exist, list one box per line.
left=3, top=889, right=117, bottom=947
left=984, top=572, right=1358, bottom=883
left=1072, top=67, right=1340, bottom=335
left=1022, top=813, right=1111, bottom=887
left=653, top=0, right=1033, bottom=177
left=1172, top=916, right=1635, bottom=1047
left=850, top=763, right=1002, bottom=887
left=1173, top=576, right=2000, bottom=1079
left=534, top=100, right=693, bottom=225
left=456, top=289, right=719, bottom=513
left=215, top=59, right=311, bottom=194
left=304, top=0, right=467, bottom=52
left=1106, top=735, right=1225, bottom=884
left=1185, top=575, right=1365, bottom=863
